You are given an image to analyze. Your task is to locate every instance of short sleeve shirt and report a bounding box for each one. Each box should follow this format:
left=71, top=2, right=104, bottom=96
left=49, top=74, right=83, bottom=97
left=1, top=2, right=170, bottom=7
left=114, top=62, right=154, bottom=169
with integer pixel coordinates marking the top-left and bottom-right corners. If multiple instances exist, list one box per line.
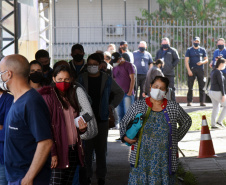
left=212, top=48, right=226, bottom=73
left=4, top=88, right=52, bottom=182
left=185, top=47, right=207, bottom=69
left=113, top=61, right=135, bottom=94
left=133, top=50, right=153, bottom=75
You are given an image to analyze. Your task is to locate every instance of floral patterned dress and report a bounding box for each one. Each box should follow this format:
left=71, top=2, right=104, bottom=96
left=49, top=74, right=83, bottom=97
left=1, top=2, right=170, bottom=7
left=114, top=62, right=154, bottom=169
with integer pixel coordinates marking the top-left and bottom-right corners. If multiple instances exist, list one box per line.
left=128, top=110, right=175, bottom=185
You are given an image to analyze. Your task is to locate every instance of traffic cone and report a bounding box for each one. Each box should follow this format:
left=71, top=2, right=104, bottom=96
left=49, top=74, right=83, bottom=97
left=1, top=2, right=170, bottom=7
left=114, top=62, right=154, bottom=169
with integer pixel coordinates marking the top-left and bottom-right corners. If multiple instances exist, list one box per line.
left=197, top=115, right=217, bottom=158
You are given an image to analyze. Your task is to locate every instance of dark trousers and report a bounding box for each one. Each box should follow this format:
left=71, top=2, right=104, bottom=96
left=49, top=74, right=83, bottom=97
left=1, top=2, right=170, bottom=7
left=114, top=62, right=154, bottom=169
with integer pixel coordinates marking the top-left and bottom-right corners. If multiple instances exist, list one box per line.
left=50, top=147, right=79, bottom=185
left=165, top=75, right=176, bottom=101
left=136, top=74, right=146, bottom=100
left=84, top=121, right=109, bottom=179
left=187, top=68, right=205, bottom=103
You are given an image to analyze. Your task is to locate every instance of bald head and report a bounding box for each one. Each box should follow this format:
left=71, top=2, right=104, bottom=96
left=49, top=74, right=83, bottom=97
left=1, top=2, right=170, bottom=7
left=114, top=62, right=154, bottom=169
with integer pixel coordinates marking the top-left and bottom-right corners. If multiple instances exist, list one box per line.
left=1, top=54, right=30, bottom=79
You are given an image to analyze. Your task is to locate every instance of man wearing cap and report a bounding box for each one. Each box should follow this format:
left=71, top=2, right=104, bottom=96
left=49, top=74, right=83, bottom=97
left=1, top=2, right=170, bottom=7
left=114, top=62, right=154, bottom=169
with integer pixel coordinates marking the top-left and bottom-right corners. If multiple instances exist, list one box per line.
left=154, top=37, right=180, bottom=101
left=120, top=40, right=134, bottom=63
left=69, top=43, right=87, bottom=80
left=185, top=37, right=208, bottom=106
left=210, top=38, right=226, bottom=90
left=112, top=52, right=135, bottom=125
left=133, top=41, right=153, bottom=100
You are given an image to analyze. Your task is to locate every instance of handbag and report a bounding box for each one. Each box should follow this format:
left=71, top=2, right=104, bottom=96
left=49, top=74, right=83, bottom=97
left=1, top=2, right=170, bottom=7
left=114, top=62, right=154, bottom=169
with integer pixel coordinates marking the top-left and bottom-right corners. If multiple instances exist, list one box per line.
left=74, top=85, right=98, bottom=140
left=125, top=107, right=151, bottom=146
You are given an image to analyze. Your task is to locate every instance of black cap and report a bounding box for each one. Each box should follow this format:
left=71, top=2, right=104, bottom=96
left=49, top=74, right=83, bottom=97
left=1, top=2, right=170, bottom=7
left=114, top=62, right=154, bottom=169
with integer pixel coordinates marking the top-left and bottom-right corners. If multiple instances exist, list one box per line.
left=120, top=40, right=128, bottom=46
left=111, top=52, right=122, bottom=63
left=71, top=43, right=84, bottom=53
left=193, top=37, right=200, bottom=42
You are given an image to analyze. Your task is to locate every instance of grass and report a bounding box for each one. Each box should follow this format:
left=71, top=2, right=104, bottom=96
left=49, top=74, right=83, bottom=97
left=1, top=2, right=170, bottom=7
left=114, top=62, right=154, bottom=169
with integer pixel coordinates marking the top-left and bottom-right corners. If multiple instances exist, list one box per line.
left=176, top=162, right=198, bottom=185
left=188, top=110, right=226, bottom=131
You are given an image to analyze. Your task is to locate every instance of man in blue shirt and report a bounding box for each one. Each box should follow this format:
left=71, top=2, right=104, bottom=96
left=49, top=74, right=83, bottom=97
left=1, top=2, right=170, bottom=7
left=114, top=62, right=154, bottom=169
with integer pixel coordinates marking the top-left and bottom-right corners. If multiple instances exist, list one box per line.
left=154, top=37, right=180, bottom=101
left=0, top=90, right=13, bottom=185
left=210, top=38, right=226, bottom=90
left=0, top=54, right=53, bottom=185
left=185, top=37, right=208, bottom=106
left=133, top=41, right=153, bottom=100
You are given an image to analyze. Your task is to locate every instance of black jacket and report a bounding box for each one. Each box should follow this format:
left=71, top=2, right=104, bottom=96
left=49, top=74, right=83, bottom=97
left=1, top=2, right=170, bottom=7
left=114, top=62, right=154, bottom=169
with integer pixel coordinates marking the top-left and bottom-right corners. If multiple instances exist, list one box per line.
left=154, top=47, right=180, bottom=76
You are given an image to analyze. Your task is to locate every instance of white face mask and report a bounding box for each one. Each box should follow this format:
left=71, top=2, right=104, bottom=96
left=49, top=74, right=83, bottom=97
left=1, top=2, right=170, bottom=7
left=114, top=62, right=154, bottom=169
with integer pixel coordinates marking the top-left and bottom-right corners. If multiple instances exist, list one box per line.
left=150, top=88, right=166, bottom=101
left=0, top=71, right=10, bottom=91
left=87, top=66, right=99, bottom=74
left=113, top=63, right=119, bottom=67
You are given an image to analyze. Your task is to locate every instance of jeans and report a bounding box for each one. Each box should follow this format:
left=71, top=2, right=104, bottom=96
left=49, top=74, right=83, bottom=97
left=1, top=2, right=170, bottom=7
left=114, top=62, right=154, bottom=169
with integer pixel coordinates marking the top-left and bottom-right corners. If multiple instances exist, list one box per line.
left=187, top=68, right=205, bottom=103
left=116, top=94, right=135, bottom=122
left=0, top=163, right=7, bottom=185
left=209, top=90, right=226, bottom=126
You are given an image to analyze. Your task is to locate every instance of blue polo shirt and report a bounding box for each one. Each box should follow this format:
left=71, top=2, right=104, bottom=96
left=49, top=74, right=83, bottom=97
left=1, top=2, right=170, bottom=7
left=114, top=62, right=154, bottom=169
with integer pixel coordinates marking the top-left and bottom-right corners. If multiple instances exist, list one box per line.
left=185, top=47, right=207, bottom=69
left=212, top=48, right=226, bottom=74
left=133, top=50, right=153, bottom=75
left=4, top=88, right=52, bottom=182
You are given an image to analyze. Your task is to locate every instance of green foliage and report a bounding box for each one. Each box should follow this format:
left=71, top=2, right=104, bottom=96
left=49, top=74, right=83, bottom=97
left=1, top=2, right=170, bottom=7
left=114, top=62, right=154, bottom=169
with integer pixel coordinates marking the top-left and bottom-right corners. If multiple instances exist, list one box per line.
left=138, top=0, right=226, bottom=21
left=176, top=163, right=198, bottom=185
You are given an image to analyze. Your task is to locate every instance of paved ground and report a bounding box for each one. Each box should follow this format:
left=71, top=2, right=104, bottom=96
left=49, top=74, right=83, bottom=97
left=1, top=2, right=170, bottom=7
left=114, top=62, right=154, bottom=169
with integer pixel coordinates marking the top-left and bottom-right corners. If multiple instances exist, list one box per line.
left=90, top=103, right=226, bottom=185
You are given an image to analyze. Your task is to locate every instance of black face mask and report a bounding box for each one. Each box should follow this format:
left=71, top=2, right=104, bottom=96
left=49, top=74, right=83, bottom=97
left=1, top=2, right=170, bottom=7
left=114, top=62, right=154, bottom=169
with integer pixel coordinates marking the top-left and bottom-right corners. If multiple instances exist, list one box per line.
left=218, top=45, right=224, bottom=50
left=162, top=44, right=170, bottom=49
left=121, top=46, right=128, bottom=51
left=139, top=47, right=145, bottom=52
left=30, top=72, right=43, bottom=83
left=43, top=63, right=50, bottom=72
left=193, top=43, right=199, bottom=47
left=72, top=54, right=84, bottom=62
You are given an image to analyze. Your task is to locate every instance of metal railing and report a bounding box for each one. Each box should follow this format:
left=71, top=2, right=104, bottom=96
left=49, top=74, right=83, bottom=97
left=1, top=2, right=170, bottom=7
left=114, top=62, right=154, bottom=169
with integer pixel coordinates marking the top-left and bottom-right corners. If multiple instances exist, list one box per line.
left=53, top=20, right=226, bottom=95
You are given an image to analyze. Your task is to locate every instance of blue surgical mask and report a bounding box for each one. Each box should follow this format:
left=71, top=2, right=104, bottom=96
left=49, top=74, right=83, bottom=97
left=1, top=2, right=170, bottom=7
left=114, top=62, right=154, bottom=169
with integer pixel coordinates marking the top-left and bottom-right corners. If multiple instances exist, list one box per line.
left=139, top=47, right=145, bottom=52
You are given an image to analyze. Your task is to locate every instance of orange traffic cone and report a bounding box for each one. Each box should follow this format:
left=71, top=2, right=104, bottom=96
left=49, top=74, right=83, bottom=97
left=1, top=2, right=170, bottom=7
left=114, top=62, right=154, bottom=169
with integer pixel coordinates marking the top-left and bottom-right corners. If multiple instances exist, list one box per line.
left=197, top=115, right=217, bottom=158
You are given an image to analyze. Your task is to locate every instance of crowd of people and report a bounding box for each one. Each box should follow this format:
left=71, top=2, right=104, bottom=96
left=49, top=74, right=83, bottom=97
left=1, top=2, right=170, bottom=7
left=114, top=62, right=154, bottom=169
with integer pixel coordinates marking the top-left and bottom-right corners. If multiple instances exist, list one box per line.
left=0, top=36, right=225, bottom=185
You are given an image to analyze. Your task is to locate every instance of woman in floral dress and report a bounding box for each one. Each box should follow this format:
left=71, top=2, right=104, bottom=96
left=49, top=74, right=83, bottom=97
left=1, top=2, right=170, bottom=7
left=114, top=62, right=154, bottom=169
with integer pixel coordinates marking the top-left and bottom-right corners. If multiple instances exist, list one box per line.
left=120, top=76, right=192, bottom=185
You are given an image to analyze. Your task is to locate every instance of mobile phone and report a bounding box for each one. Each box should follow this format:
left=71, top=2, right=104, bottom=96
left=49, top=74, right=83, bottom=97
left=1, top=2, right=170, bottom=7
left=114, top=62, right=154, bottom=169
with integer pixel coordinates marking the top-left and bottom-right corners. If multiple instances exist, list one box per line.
left=82, top=113, right=92, bottom=123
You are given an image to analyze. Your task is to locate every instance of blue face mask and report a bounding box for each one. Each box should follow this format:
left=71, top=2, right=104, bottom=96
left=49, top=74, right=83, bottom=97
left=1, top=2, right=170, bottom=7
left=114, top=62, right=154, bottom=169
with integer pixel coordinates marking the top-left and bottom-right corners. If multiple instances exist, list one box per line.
left=218, top=45, right=224, bottom=50
left=193, top=43, right=199, bottom=47
left=139, top=47, right=145, bottom=52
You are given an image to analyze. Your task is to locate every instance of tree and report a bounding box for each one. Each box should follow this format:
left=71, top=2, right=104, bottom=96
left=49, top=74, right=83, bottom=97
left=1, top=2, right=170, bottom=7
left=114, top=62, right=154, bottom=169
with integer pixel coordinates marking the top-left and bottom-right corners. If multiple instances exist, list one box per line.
left=138, top=0, right=226, bottom=21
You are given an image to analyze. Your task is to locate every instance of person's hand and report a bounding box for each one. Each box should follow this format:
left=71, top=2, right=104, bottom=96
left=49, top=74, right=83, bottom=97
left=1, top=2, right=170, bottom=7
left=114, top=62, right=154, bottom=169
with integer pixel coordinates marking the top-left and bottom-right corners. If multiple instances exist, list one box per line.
left=188, top=70, right=193, bottom=76
left=51, top=155, right=58, bottom=169
left=222, top=95, right=225, bottom=103
left=209, top=62, right=213, bottom=68
left=127, top=91, right=132, bottom=96
left=196, top=61, right=203, bottom=66
left=21, top=175, right=33, bottom=185
left=78, top=117, right=87, bottom=131
left=0, top=125, right=3, bottom=130
left=124, top=136, right=138, bottom=145
left=142, top=92, right=146, bottom=97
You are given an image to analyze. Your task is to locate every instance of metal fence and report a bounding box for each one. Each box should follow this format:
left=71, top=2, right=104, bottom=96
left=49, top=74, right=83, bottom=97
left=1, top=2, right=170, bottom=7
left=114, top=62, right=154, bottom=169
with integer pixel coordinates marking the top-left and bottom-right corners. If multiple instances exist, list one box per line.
left=53, top=20, right=226, bottom=95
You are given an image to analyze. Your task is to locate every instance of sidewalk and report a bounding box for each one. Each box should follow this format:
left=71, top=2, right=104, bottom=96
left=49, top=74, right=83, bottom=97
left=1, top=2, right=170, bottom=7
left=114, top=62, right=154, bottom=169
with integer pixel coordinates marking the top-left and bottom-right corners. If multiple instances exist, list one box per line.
left=91, top=103, right=226, bottom=185
left=179, top=103, right=226, bottom=185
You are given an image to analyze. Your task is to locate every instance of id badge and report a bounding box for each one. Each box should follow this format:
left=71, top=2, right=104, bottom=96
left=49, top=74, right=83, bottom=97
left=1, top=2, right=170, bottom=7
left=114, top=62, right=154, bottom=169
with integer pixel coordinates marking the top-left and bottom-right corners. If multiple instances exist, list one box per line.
left=200, top=56, right=202, bottom=61
left=141, top=59, right=145, bottom=67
